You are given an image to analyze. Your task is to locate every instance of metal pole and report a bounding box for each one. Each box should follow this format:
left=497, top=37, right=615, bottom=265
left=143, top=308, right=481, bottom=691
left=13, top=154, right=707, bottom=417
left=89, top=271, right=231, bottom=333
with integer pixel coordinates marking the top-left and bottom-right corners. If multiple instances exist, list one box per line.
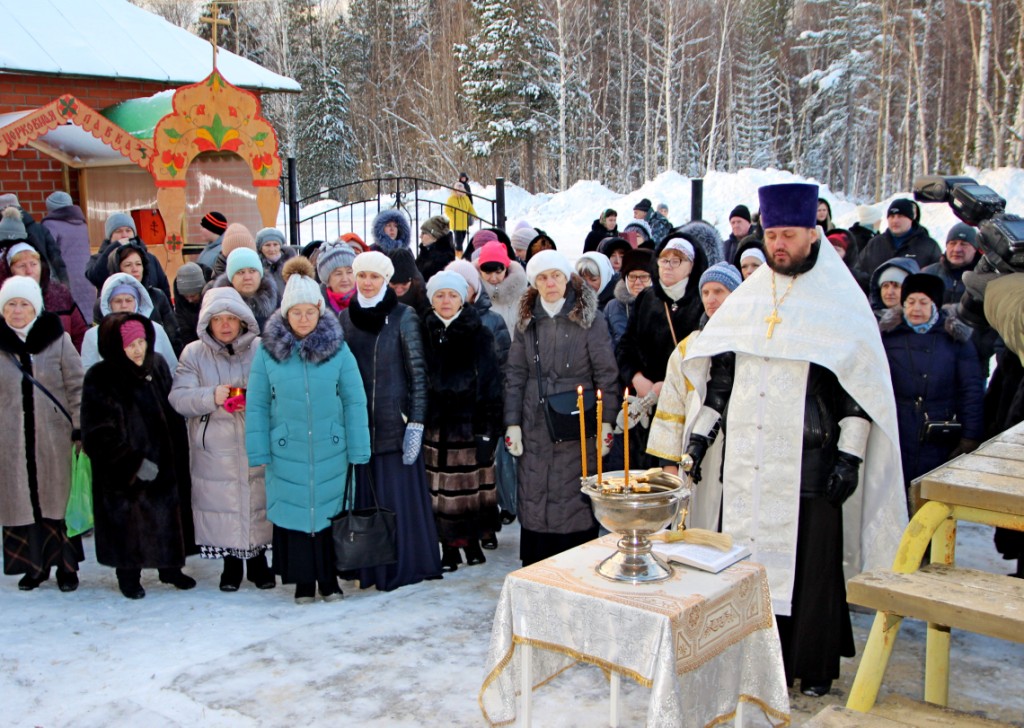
left=690, top=178, right=703, bottom=222
left=287, top=157, right=300, bottom=247
left=496, top=177, right=506, bottom=230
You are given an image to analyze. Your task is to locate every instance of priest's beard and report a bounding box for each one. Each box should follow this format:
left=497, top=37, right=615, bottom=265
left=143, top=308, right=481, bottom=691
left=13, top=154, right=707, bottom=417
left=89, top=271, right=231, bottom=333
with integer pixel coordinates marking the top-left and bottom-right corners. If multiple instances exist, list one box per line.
left=766, top=241, right=819, bottom=276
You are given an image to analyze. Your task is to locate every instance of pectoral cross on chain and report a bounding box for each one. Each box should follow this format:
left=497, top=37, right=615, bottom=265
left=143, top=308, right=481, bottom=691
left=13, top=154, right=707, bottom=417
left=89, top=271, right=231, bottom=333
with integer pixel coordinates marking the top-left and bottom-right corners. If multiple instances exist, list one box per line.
left=764, top=309, right=782, bottom=339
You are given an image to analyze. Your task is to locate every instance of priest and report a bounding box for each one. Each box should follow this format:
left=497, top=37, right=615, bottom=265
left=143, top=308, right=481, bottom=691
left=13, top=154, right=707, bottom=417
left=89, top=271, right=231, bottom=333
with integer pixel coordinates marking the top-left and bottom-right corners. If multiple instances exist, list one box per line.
left=681, top=183, right=907, bottom=698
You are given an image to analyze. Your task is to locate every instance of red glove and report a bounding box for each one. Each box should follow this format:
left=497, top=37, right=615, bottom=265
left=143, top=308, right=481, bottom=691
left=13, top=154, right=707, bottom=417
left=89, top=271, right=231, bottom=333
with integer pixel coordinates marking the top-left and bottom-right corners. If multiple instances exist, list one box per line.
left=224, top=394, right=246, bottom=413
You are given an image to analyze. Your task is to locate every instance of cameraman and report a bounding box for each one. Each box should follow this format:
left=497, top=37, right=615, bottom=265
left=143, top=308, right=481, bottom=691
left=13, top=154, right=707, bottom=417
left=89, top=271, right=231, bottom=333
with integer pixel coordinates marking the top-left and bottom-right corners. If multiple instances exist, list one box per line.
left=858, top=198, right=941, bottom=275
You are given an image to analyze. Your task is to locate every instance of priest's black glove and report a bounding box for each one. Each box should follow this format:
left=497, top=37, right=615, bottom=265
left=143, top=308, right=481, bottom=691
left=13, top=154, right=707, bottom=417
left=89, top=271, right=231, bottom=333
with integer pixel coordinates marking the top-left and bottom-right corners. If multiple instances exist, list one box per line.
left=475, top=435, right=495, bottom=465
left=825, top=452, right=861, bottom=506
left=683, top=434, right=711, bottom=484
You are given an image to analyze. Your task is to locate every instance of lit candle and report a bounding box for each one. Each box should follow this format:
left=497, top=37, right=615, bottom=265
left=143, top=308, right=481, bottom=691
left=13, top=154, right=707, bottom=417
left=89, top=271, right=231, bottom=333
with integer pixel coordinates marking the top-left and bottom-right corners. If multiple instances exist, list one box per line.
left=578, top=385, right=587, bottom=479
left=622, top=387, right=630, bottom=488
left=596, top=389, right=603, bottom=485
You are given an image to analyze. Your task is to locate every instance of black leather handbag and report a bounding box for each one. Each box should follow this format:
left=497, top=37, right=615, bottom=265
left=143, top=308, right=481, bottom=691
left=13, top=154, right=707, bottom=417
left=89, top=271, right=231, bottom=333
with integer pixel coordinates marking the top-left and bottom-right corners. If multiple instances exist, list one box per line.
left=531, top=322, right=597, bottom=443
left=331, top=466, right=397, bottom=571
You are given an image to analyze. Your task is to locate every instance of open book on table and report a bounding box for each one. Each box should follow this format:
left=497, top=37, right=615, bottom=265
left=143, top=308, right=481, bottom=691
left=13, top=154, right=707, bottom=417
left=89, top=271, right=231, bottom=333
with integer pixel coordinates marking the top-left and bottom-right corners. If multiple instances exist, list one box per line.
left=651, top=535, right=751, bottom=574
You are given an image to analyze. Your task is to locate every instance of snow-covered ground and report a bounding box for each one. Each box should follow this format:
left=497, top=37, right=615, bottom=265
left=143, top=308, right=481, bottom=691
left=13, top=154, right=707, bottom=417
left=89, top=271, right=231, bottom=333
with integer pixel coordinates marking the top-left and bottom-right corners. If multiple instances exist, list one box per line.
left=1, top=519, right=1021, bottom=726
left=284, top=166, right=1024, bottom=264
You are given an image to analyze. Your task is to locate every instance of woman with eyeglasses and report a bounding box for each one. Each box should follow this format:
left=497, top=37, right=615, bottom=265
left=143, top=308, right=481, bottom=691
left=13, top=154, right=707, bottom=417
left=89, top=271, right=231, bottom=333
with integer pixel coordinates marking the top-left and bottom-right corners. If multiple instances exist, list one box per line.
left=603, top=248, right=653, bottom=349
left=616, top=231, right=710, bottom=469
left=246, top=257, right=371, bottom=604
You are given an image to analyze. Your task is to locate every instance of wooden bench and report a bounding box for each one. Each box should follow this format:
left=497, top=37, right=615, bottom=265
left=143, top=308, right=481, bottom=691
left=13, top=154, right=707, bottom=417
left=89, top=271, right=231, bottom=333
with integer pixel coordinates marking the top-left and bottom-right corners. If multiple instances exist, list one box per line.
left=809, top=696, right=1012, bottom=727
left=847, top=564, right=1024, bottom=643
left=845, top=427, right=1024, bottom=714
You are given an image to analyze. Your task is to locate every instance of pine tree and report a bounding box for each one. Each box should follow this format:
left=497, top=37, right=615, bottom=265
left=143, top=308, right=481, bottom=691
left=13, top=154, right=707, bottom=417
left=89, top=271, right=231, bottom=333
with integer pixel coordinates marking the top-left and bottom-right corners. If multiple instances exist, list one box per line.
left=454, top=0, right=562, bottom=191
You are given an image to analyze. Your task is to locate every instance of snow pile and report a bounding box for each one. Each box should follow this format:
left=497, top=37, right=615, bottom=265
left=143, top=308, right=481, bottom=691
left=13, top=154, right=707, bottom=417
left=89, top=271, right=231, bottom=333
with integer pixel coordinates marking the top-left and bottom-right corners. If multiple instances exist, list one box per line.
left=286, top=167, right=1024, bottom=262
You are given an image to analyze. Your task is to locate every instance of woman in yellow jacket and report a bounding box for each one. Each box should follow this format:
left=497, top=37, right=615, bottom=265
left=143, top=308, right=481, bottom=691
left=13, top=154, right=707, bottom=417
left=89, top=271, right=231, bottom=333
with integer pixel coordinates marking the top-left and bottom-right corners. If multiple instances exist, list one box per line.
left=646, top=262, right=742, bottom=530
left=444, top=182, right=478, bottom=254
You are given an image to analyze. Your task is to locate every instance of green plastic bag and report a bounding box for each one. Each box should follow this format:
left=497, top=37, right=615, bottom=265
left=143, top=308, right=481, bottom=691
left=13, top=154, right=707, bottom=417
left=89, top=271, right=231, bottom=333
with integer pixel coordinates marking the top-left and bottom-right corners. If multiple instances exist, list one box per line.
left=65, top=449, right=93, bottom=538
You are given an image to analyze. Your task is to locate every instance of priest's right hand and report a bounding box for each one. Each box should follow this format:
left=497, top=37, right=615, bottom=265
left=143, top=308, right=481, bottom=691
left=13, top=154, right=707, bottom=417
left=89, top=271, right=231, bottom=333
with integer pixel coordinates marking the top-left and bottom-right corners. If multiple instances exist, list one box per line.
left=683, top=434, right=711, bottom=483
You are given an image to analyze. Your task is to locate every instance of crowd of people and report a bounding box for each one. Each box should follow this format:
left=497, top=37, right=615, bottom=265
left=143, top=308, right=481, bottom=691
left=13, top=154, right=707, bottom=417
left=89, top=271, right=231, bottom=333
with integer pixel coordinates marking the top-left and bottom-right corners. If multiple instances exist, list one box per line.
left=0, top=178, right=1021, bottom=698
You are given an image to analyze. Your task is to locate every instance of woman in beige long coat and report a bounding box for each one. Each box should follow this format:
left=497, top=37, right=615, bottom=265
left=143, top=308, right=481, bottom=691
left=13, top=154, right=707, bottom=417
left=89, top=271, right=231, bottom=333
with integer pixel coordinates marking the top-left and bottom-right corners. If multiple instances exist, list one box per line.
left=169, top=287, right=273, bottom=592
left=0, top=276, right=84, bottom=591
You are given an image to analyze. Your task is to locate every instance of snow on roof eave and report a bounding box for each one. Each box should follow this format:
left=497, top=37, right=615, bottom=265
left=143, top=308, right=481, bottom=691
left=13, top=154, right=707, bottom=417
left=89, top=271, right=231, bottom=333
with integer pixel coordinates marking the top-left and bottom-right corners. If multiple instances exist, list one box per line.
left=0, top=66, right=301, bottom=95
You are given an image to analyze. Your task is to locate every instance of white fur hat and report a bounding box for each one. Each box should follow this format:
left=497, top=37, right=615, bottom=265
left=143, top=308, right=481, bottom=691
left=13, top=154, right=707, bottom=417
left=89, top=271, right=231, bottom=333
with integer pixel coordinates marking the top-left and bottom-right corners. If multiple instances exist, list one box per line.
left=351, top=250, right=394, bottom=284
left=525, top=249, right=573, bottom=287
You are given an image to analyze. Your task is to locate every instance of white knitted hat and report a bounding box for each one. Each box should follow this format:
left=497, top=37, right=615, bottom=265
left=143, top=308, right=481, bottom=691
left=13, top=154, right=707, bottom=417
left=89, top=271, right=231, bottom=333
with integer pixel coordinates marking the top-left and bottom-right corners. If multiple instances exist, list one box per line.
left=280, top=257, right=324, bottom=316
left=0, top=275, right=44, bottom=316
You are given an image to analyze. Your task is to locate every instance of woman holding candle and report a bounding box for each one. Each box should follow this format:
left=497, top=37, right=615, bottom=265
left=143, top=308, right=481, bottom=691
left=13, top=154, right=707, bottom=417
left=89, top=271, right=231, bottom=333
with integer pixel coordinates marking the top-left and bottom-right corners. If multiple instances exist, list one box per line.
left=504, top=250, right=620, bottom=566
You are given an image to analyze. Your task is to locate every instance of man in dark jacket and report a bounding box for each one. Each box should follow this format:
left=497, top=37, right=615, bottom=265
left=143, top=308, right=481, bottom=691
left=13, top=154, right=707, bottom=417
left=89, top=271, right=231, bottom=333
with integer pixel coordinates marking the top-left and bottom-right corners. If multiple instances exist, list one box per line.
left=583, top=209, right=618, bottom=252
left=0, top=192, right=68, bottom=284
left=857, top=198, right=941, bottom=275
left=723, top=204, right=752, bottom=264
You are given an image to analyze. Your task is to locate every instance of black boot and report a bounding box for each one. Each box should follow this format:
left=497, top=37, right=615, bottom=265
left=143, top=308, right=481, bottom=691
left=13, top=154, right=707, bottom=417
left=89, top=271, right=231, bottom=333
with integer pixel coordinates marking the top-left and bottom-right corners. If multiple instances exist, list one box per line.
left=464, top=540, right=487, bottom=566
left=294, top=581, right=315, bottom=605
left=18, top=569, right=49, bottom=591
left=318, top=577, right=343, bottom=603
left=56, top=567, right=79, bottom=593
left=158, top=567, right=197, bottom=590
left=220, top=556, right=243, bottom=592
left=800, top=680, right=832, bottom=697
left=117, top=568, right=145, bottom=600
left=246, top=553, right=276, bottom=589
left=441, top=546, right=462, bottom=573
left=481, top=531, right=498, bottom=550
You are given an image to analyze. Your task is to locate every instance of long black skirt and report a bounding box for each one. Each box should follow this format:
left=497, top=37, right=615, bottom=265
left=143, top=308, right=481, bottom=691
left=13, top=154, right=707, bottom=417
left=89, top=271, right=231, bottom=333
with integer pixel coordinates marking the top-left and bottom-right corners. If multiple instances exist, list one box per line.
left=271, top=525, right=335, bottom=586
left=775, top=495, right=855, bottom=683
left=3, top=519, right=84, bottom=577
left=356, top=453, right=442, bottom=592
left=520, top=525, right=599, bottom=567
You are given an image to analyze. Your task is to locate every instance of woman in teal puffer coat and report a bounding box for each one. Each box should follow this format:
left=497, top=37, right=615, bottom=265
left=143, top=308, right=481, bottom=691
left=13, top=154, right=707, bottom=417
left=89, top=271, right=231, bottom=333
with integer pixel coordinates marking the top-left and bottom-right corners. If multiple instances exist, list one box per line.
left=246, top=257, right=370, bottom=604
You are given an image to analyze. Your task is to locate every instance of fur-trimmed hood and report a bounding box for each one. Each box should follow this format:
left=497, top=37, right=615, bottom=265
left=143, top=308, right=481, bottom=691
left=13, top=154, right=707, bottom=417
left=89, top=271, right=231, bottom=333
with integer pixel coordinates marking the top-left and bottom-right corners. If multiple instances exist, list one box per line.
left=260, top=309, right=345, bottom=365
left=612, top=277, right=639, bottom=306
left=371, top=209, right=412, bottom=252
left=879, top=303, right=973, bottom=342
left=515, top=273, right=597, bottom=334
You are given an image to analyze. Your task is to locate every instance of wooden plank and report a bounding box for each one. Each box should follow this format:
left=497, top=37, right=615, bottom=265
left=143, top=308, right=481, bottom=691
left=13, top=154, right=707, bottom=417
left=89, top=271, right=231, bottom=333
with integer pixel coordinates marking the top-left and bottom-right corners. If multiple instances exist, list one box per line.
left=846, top=565, right=1024, bottom=644
left=920, top=467, right=1024, bottom=515
left=995, top=424, right=1024, bottom=445
left=874, top=695, right=1013, bottom=727
left=945, top=454, right=1024, bottom=477
left=805, top=705, right=905, bottom=727
left=973, top=441, right=1024, bottom=461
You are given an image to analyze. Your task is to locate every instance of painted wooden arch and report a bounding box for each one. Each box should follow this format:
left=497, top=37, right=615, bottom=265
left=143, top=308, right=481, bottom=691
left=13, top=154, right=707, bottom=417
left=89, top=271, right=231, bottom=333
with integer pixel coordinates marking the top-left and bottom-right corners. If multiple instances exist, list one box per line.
left=153, top=70, right=282, bottom=248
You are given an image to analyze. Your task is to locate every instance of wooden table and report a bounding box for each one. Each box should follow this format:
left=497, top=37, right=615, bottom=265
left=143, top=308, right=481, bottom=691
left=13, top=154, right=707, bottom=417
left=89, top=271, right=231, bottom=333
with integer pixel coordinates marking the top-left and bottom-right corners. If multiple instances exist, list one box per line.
left=478, top=535, right=790, bottom=727
left=846, top=424, right=1024, bottom=713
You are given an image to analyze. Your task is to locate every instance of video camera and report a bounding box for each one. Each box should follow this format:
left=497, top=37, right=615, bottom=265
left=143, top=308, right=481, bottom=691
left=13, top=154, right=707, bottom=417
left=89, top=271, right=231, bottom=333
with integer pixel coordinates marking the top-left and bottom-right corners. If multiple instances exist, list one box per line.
left=914, top=175, right=1024, bottom=325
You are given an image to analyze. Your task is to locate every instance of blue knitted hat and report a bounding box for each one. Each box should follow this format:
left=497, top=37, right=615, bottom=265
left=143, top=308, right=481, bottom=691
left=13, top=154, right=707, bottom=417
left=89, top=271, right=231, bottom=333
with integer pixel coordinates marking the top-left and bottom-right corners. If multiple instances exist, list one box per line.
left=698, top=262, right=743, bottom=293
left=227, top=247, right=264, bottom=281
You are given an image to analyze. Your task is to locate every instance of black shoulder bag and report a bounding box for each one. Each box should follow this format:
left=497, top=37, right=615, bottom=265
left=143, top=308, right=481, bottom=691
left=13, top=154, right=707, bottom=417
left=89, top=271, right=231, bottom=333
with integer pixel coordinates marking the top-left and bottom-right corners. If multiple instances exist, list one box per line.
left=331, top=464, right=398, bottom=571
left=530, top=320, right=597, bottom=443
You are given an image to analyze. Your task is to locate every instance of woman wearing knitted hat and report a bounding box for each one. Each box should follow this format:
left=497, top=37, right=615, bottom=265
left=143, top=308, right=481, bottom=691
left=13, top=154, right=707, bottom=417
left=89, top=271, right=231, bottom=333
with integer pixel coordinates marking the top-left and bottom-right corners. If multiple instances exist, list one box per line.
left=41, top=191, right=94, bottom=317
left=316, top=241, right=358, bottom=315
left=85, top=212, right=172, bottom=303
left=81, top=313, right=195, bottom=599
left=207, top=246, right=279, bottom=332
left=880, top=273, right=985, bottom=511
left=0, top=276, right=85, bottom=592
left=169, top=288, right=274, bottom=593
left=415, top=215, right=455, bottom=282
left=647, top=262, right=743, bottom=530
left=1, top=241, right=88, bottom=352
left=475, top=241, right=528, bottom=340
left=246, top=257, right=370, bottom=604
left=337, top=251, right=442, bottom=590
left=504, top=250, right=620, bottom=565
left=419, top=270, right=502, bottom=570
left=604, top=248, right=654, bottom=349
left=256, top=227, right=296, bottom=298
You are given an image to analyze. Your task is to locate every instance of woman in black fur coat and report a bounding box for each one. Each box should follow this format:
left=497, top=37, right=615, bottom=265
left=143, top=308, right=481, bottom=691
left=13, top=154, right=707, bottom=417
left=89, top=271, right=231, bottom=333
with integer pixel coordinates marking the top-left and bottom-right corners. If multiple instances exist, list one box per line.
left=420, top=271, right=503, bottom=571
left=81, top=313, right=195, bottom=599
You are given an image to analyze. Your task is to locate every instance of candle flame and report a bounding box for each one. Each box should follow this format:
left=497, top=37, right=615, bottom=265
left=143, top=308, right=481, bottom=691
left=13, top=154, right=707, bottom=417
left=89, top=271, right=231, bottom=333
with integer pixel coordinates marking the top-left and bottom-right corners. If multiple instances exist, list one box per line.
left=596, top=389, right=602, bottom=399
left=577, top=385, right=583, bottom=394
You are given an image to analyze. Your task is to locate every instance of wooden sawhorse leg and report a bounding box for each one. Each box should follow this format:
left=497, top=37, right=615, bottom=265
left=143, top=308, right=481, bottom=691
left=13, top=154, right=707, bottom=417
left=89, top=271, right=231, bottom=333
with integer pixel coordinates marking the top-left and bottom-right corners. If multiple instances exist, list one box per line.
left=924, top=516, right=957, bottom=706
left=847, top=611, right=904, bottom=712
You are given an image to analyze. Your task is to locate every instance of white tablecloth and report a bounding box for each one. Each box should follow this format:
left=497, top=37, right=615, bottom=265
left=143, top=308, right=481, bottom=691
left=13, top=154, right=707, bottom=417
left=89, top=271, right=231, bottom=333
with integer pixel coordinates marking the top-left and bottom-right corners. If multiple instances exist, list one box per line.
left=480, top=535, right=790, bottom=727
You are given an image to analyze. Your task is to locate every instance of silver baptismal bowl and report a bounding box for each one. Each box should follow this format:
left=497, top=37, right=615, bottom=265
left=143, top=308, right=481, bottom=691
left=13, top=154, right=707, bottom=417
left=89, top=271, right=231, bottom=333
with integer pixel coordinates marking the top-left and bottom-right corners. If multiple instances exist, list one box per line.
left=581, top=469, right=691, bottom=583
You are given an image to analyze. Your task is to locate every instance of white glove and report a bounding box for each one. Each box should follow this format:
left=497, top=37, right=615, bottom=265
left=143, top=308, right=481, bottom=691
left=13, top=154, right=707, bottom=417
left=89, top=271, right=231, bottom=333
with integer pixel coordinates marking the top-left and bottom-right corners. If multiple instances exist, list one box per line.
left=505, top=425, right=523, bottom=457
left=635, top=391, right=658, bottom=429
left=600, top=422, right=614, bottom=457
